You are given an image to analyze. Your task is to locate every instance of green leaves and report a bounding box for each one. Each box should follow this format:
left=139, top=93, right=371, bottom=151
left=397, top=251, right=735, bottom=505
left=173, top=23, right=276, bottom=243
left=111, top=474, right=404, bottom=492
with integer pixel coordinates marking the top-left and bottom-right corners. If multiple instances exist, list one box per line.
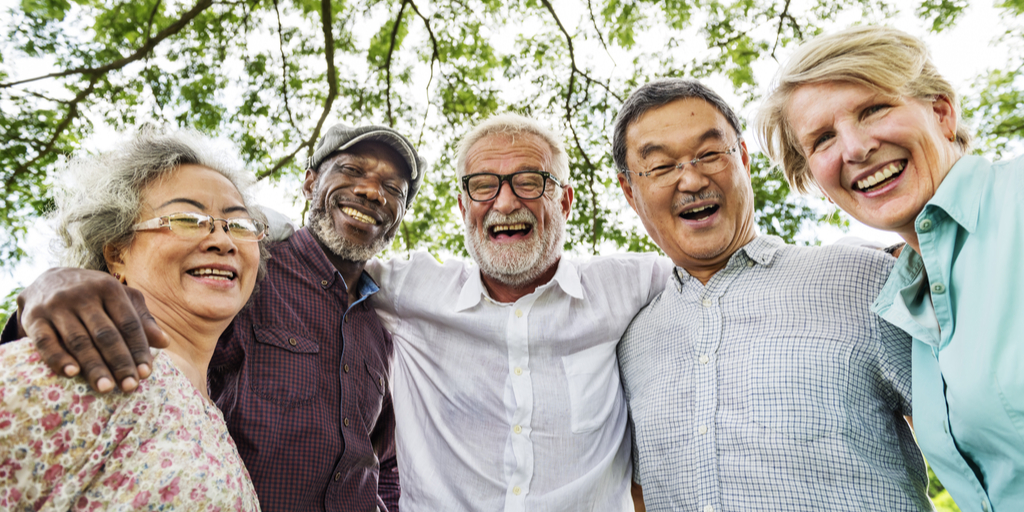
left=0, top=0, right=997, bottom=271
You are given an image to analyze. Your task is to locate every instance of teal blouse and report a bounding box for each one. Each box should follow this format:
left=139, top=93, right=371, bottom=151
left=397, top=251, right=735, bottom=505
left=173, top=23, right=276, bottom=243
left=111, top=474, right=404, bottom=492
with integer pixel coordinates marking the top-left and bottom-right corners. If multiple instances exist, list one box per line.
left=873, top=155, right=1024, bottom=512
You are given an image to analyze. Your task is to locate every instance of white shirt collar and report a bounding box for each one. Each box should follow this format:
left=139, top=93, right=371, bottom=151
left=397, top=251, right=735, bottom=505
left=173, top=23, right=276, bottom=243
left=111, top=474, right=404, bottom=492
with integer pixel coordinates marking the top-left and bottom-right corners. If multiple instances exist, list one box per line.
left=455, top=257, right=583, bottom=311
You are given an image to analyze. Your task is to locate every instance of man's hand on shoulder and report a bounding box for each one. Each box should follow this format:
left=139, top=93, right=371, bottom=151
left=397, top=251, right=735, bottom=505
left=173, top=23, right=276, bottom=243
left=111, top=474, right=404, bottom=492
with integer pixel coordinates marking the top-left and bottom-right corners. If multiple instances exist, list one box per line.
left=17, top=267, right=169, bottom=393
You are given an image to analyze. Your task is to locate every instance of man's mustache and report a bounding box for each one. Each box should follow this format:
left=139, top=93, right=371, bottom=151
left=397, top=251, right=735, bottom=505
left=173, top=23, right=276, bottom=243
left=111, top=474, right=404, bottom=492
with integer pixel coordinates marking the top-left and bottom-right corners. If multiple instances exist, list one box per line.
left=673, top=190, right=724, bottom=212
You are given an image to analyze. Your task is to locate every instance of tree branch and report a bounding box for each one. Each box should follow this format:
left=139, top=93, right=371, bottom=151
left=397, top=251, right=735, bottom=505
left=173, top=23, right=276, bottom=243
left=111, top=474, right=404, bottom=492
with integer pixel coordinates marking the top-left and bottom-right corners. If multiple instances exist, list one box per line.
left=143, top=0, right=163, bottom=45
left=5, top=79, right=98, bottom=190
left=539, top=0, right=622, bottom=102
left=586, top=0, right=613, bottom=61
left=259, top=0, right=338, bottom=179
left=0, top=0, right=214, bottom=89
left=770, top=0, right=793, bottom=59
left=273, top=0, right=300, bottom=134
left=384, top=0, right=410, bottom=127
left=407, top=0, right=442, bottom=145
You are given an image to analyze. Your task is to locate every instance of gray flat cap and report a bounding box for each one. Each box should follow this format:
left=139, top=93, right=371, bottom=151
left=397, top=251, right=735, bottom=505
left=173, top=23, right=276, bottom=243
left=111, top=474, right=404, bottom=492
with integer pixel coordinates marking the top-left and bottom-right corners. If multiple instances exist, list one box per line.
left=307, top=123, right=427, bottom=207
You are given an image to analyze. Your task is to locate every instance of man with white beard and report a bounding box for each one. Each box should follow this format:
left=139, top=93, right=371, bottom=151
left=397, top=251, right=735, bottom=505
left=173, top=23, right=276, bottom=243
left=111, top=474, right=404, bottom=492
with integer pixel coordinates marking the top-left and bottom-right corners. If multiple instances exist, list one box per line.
left=364, top=113, right=673, bottom=511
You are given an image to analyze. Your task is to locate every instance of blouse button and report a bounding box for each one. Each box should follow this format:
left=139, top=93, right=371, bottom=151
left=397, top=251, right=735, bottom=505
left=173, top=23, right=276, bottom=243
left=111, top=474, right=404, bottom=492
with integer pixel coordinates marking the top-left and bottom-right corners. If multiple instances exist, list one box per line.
left=918, top=218, right=933, bottom=232
left=931, top=282, right=946, bottom=295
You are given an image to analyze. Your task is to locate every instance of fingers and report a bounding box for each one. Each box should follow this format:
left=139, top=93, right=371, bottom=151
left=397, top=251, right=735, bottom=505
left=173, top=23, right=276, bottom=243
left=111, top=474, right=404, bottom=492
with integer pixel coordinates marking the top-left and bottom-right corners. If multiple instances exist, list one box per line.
left=17, top=267, right=167, bottom=393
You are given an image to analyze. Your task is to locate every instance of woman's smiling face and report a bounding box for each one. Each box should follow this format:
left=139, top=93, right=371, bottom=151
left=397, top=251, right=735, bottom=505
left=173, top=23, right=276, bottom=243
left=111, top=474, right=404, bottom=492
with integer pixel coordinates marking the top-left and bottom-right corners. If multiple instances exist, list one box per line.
left=786, top=81, right=960, bottom=241
left=108, top=164, right=260, bottom=327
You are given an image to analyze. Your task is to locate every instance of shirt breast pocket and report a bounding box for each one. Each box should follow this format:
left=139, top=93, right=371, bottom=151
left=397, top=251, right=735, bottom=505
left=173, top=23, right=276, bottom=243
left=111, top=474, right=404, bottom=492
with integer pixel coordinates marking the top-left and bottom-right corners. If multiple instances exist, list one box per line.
left=363, top=360, right=386, bottom=431
left=748, top=330, right=850, bottom=442
left=562, top=343, right=621, bottom=434
left=250, top=325, right=320, bottom=408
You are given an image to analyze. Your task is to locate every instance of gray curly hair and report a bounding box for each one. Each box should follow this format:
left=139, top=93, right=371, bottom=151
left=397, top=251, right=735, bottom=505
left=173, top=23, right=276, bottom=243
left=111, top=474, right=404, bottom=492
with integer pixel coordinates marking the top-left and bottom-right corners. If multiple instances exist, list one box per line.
left=53, top=128, right=269, bottom=282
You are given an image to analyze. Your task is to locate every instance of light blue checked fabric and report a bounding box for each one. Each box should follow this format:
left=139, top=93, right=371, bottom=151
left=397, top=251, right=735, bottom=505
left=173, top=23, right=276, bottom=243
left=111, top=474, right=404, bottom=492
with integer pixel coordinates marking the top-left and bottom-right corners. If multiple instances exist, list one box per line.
left=618, top=236, right=932, bottom=512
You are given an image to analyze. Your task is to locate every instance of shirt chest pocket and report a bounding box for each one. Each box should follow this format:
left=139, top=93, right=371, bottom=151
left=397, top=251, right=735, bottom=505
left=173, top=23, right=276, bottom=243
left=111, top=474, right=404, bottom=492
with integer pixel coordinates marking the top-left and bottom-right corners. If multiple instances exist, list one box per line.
left=562, top=343, right=622, bottom=434
left=250, top=325, right=320, bottom=408
left=362, top=360, right=386, bottom=431
left=748, top=331, right=851, bottom=442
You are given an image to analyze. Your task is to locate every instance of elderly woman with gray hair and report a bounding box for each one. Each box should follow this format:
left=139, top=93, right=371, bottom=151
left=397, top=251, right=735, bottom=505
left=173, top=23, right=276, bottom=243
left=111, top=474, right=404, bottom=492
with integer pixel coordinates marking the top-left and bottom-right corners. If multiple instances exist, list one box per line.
left=0, top=129, right=266, bottom=510
left=757, top=25, right=1024, bottom=512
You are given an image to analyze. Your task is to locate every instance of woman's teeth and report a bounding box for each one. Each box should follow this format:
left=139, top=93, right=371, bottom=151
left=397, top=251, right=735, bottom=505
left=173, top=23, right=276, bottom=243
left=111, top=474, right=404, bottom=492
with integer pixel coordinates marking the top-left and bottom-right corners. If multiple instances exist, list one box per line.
left=189, top=268, right=235, bottom=280
left=342, top=207, right=377, bottom=225
left=856, top=162, right=905, bottom=191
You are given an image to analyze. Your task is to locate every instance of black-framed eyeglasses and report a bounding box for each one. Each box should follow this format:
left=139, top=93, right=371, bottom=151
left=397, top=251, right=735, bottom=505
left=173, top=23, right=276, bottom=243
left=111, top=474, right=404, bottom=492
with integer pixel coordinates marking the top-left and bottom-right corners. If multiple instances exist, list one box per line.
left=628, top=141, right=741, bottom=187
left=461, top=170, right=564, bottom=202
left=133, top=212, right=267, bottom=242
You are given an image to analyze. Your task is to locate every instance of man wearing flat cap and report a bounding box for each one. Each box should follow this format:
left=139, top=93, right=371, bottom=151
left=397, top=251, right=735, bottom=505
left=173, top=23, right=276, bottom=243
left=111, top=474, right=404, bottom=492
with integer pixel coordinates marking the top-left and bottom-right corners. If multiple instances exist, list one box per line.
left=4, top=123, right=426, bottom=512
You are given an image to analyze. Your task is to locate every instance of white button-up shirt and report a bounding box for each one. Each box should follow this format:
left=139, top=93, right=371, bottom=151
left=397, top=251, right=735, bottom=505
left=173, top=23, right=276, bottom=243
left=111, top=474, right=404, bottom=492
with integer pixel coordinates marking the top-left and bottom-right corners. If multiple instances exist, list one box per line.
left=368, top=251, right=672, bottom=512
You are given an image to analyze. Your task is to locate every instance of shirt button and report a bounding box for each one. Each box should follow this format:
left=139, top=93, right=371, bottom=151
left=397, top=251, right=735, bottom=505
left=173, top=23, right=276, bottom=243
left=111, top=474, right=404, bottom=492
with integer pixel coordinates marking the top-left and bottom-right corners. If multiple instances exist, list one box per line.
left=982, top=500, right=990, bottom=512
left=931, top=282, right=946, bottom=294
left=514, top=367, right=523, bottom=376
left=288, top=337, right=297, bottom=346
left=343, top=418, right=350, bottom=427
left=344, top=315, right=350, bottom=323
left=344, top=364, right=350, bottom=373
left=698, top=425, right=708, bottom=435
left=334, top=472, right=341, bottom=481
left=321, top=279, right=329, bottom=287
left=699, top=355, right=710, bottom=365
left=943, top=421, right=949, bottom=434
left=513, top=486, right=522, bottom=496
left=513, top=425, right=522, bottom=434
left=918, top=218, right=933, bottom=232
left=703, top=506, right=714, bottom=512
left=746, top=260, right=754, bottom=267
left=379, top=377, right=385, bottom=389
left=702, top=299, right=712, bottom=307
left=515, top=309, right=523, bottom=318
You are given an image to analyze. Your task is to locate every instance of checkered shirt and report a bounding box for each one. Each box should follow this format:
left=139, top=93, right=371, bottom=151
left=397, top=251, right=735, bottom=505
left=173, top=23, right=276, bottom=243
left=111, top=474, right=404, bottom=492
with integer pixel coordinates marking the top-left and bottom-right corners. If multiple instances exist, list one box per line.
left=210, top=227, right=399, bottom=512
left=618, top=236, right=932, bottom=512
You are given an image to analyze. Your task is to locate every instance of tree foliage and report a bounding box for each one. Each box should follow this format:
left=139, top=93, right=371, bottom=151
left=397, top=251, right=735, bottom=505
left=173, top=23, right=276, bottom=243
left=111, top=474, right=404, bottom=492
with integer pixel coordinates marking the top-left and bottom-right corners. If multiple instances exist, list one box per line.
left=0, top=0, right=996, bottom=267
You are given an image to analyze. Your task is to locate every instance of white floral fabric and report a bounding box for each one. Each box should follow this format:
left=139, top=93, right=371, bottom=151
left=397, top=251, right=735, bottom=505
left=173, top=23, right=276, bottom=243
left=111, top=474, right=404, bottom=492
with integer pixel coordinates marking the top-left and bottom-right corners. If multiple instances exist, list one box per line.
left=0, top=339, right=260, bottom=511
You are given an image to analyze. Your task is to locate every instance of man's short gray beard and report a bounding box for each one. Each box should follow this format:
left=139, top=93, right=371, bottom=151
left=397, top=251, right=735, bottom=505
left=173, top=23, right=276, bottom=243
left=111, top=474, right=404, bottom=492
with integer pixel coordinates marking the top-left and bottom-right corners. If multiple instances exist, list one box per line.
left=308, top=186, right=395, bottom=263
left=464, top=203, right=566, bottom=290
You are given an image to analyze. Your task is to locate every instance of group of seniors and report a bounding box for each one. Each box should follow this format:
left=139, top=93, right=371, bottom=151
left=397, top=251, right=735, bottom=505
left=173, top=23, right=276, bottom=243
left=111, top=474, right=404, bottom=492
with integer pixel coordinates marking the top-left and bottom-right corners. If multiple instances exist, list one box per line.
left=0, top=23, right=1019, bottom=512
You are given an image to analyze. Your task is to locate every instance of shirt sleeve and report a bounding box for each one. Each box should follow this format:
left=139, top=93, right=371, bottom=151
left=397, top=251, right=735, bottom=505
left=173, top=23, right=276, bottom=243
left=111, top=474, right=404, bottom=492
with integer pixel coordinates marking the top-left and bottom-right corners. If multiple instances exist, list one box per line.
left=875, top=313, right=914, bottom=417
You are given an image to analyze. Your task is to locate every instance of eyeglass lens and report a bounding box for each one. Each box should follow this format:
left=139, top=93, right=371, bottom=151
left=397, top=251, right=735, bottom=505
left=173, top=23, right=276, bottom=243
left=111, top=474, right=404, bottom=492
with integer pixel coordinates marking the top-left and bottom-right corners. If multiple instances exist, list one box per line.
left=167, top=213, right=265, bottom=241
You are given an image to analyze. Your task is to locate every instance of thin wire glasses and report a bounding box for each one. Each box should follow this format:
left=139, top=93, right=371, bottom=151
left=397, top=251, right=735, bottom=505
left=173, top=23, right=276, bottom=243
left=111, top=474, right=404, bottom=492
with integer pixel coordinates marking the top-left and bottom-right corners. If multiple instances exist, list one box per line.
left=461, top=170, right=564, bottom=202
left=133, top=212, right=267, bottom=242
left=629, top=141, right=741, bottom=187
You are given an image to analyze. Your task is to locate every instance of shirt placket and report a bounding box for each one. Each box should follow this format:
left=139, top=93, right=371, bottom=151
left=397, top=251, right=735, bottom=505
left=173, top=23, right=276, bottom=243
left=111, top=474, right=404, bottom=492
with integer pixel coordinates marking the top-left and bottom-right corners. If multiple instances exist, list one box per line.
left=692, top=264, right=741, bottom=512
left=915, top=211, right=994, bottom=512
left=503, top=294, right=538, bottom=511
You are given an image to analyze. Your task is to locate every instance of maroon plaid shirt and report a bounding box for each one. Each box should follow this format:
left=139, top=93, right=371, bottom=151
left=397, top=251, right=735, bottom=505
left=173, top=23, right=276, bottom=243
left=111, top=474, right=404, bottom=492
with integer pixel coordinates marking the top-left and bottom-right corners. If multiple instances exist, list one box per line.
left=210, top=227, right=399, bottom=512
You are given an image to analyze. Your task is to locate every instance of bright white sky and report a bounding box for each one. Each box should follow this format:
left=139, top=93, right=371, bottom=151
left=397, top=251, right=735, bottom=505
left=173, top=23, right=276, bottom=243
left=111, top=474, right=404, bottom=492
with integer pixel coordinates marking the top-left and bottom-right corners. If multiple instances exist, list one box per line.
left=0, top=0, right=1016, bottom=295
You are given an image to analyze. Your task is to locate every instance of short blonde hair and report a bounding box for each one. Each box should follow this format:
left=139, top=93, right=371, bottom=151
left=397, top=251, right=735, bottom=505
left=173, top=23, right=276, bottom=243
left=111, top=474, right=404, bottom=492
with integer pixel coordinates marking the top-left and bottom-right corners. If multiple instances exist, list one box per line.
left=455, top=112, right=570, bottom=183
left=756, top=25, right=971, bottom=194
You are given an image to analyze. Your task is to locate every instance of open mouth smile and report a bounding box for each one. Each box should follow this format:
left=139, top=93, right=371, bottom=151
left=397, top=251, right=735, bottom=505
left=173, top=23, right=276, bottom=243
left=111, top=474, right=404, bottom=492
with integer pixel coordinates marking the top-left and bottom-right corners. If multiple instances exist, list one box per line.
left=187, top=267, right=237, bottom=281
left=341, top=206, right=378, bottom=225
left=679, top=204, right=719, bottom=221
left=855, top=161, right=905, bottom=192
left=489, top=222, right=532, bottom=239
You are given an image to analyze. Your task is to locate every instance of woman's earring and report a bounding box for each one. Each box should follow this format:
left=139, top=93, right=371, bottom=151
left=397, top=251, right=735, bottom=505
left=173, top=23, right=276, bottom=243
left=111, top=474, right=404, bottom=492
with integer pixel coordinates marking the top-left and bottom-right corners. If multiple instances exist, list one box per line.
left=113, top=272, right=125, bottom=284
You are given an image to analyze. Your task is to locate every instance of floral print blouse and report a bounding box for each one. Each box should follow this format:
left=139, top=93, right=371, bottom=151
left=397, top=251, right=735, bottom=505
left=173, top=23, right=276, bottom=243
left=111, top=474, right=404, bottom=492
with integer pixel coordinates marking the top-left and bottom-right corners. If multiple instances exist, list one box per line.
left=0, top=339, right=261, bottom=511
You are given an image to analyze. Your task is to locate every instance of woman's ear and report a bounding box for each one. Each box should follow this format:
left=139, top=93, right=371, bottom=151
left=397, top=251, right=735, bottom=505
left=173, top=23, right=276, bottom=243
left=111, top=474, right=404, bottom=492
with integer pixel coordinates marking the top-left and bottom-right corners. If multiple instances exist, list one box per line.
left=103, top=245, right=128, bottom=283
